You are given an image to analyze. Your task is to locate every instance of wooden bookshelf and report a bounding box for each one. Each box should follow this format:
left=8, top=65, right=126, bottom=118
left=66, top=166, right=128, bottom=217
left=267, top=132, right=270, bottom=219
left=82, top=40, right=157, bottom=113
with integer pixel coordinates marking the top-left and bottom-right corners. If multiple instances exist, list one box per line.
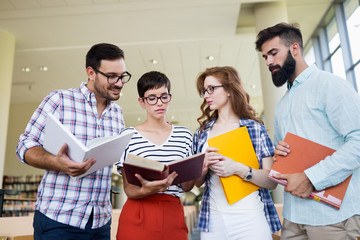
left=1, top=175, right=42, bottom=217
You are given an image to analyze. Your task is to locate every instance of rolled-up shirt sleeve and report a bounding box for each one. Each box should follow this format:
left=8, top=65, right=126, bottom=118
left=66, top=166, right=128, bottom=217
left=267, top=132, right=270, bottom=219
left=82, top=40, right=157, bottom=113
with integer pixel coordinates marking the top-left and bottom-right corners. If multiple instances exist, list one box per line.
left=16, top=91, right=60, bottom=163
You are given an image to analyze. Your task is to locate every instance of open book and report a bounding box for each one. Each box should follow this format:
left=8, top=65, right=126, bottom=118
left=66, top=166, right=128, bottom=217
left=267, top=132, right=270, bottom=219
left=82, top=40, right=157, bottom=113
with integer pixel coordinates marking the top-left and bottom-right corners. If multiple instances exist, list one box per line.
left=268, top=132, right=352, bottom=209
left=43, top=113, right=133, bottom=179
left=207, top=127, right=260, bottom=205
left=123, top=153, right=205, bottom=186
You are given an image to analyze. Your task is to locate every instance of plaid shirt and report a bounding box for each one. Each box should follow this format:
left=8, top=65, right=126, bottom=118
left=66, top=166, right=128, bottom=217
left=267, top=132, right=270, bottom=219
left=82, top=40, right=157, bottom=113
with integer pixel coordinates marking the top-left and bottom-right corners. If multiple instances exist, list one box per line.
left=193, top=118, right=281, bottom=233
left=16, top=83, right=125, bottom=229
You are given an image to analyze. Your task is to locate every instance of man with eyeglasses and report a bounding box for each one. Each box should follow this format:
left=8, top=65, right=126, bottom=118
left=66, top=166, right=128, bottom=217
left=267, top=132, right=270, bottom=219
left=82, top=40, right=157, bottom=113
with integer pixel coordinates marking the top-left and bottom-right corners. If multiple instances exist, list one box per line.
left=16, top=43, right=130, bottom=240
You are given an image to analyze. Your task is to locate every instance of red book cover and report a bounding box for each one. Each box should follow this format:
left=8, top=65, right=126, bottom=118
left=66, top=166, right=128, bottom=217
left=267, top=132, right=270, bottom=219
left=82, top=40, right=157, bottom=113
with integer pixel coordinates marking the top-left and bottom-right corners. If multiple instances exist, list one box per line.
left=268, top=132, right=352, bottom=209
left=123, top=163, right=169, bottom=187
left=123, top=153, right=205, bottom=187
left=168, top=153, right=205, bottom=185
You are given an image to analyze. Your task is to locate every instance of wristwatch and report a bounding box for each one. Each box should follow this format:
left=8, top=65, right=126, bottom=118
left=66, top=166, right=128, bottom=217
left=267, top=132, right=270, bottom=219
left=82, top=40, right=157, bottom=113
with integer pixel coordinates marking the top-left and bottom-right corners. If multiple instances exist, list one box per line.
left=243, top=167, right=253, bottom=181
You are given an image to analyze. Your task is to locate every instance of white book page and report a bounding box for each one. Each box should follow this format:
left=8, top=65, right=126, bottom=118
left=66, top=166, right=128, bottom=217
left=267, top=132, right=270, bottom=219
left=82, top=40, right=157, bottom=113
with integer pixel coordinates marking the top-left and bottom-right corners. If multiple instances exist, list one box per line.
left=43, top=113, right=87, bottom=162
left=86, top=135, right=120, bottom=149
left=125, top=154, right=166, bottom=172
left=44, top=113, right=134, bottom=179
left=75, top=131, right=134, bottom=179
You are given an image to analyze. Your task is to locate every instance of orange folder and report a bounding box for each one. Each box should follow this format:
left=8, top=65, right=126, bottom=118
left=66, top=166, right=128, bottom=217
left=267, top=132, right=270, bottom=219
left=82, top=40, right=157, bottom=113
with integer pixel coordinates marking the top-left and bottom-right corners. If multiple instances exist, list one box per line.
left=207, top=127, right=260, bottom=204
left=268, top=132, right=352, bottom=209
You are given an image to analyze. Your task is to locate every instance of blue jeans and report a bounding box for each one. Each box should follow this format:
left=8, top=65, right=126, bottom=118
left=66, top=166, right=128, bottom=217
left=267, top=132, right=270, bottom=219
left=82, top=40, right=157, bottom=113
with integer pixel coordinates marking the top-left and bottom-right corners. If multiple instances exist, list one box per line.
left=33, top=210, right=111, bottom=240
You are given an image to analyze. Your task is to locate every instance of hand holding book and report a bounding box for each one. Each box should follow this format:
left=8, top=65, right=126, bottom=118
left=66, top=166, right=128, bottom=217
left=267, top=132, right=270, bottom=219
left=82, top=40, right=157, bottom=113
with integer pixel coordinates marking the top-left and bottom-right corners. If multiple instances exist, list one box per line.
left=273, top=140, right=290, bottom=161
left=123, top=153, right=205, bottom=187
left=131, top=171, right=179, bottom=192
left=43, top=113, right=133, bottom=179
left=272, top=140, right=315, bottom=198
left=268, top=133, right=352, bottom=209
left=272, top=171, right=315, bottom=198
left=210, top=155, right=247, bottom=178
left=207, top=127, right=260, bottom=205
left=55, top=143, right=96, bottom=177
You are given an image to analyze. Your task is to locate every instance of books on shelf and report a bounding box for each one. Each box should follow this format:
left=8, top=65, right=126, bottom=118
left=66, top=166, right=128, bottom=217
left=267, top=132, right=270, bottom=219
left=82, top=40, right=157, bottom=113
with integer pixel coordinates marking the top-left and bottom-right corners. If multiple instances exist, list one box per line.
left=207, top=127, right=260, bottom=205
left=43, top=113, right=133, bottom=179
left=123, top=153, right=205, bottom=186
left=268, top=132, right=352, bottom=209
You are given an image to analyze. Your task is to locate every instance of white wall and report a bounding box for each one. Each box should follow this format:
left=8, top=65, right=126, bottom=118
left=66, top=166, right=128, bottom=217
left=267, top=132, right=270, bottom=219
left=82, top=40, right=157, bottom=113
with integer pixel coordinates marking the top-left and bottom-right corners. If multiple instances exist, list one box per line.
left=0, top=31, right=15, bottom=187
left=4, top=102, right=45, bottom=177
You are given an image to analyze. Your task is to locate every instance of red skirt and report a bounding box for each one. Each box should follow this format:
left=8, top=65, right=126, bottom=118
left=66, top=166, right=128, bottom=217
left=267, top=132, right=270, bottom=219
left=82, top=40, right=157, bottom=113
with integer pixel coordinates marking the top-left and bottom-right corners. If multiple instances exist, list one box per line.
left=116, top=194, right=188, bottom=240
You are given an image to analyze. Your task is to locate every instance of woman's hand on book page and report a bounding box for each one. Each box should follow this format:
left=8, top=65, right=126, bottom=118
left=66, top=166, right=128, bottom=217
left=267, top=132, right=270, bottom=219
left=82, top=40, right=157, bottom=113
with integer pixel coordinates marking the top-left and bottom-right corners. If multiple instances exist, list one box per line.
left=273, top=140, right=290, bottom=161
left=135, top=171, right=178, bottom=193
left=56, top=143, right=96, bottom=177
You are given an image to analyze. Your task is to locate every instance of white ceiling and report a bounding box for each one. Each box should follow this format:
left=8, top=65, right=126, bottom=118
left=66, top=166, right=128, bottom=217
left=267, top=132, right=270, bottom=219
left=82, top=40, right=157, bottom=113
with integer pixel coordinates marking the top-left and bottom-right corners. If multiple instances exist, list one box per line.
left=0, top=0, right=333, bottom=131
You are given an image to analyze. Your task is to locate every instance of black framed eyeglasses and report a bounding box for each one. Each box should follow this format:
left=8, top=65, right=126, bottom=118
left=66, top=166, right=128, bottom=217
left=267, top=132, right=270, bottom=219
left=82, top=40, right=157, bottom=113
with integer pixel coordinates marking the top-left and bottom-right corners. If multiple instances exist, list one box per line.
left=200, top=85, right=224, bottom=97
left=142, top=93, right=172, bottom=105
left=94, top=68, right=131, bottom=84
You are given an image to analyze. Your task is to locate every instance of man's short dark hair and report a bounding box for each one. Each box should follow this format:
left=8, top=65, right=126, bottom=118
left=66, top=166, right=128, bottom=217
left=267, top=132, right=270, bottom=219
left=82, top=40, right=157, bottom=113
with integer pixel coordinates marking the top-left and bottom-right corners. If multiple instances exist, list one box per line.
left=255, top=22, right=303, bottom=52
left=86, top=43, right=124, bottom=70
left=137, top=71, right=171, bottom=98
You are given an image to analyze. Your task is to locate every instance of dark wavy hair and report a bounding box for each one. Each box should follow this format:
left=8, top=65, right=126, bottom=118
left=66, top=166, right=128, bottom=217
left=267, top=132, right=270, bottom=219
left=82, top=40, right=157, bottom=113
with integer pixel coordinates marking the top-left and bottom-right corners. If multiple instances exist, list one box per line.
left=255, top=22, right=303, bottom=52
left=196, top=66, right=262, bottom=130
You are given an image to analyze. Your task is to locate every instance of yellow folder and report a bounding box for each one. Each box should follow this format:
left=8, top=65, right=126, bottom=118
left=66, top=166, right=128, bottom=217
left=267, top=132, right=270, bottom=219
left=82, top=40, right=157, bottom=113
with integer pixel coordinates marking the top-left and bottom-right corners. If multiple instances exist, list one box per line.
left=207, top=127, right=260, bottom=204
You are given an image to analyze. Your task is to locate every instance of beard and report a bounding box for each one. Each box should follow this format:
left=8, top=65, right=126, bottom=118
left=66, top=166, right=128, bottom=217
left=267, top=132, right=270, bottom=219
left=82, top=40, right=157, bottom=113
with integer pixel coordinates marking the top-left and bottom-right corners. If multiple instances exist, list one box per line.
left=94, top=75, right=122, bottom=101
left=269, top=50, right=296, bottom=87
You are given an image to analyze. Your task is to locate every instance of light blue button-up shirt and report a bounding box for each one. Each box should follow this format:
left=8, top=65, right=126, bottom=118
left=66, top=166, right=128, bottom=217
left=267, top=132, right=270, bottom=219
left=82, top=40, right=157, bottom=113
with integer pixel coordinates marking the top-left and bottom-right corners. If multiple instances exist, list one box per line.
left=274, top=64, right=360, bottom=225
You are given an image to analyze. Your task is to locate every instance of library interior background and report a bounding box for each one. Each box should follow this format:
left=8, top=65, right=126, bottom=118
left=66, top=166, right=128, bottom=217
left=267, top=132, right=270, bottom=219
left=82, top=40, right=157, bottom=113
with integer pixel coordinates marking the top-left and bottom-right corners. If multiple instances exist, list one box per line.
left=0, top=0, right=359, bottom=239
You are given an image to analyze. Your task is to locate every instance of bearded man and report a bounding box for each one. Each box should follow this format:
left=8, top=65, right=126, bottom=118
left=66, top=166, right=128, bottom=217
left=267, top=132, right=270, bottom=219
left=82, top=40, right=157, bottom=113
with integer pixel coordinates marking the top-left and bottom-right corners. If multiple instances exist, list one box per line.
left=255, top=23, right=360, bottom=240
